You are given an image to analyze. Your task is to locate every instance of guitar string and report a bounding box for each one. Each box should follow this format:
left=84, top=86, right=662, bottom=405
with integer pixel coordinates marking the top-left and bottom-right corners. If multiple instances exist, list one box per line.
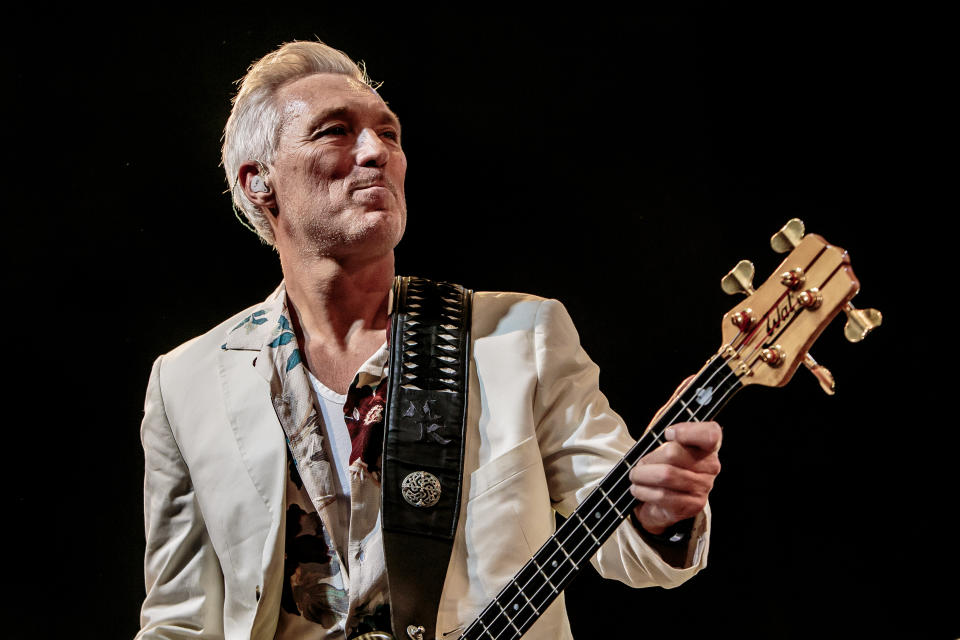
left=469, top=354, right=747, bottom=640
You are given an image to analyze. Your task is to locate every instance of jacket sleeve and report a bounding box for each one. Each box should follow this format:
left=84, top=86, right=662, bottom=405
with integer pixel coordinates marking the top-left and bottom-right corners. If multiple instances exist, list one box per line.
left=137, top=356, right=226, bottom=639
left=531, top=298, right=710, bottom=589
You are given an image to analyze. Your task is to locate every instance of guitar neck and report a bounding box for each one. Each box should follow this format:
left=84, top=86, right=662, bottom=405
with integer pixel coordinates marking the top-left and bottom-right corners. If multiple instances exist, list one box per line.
left=458, top=354, right=742, bottom=640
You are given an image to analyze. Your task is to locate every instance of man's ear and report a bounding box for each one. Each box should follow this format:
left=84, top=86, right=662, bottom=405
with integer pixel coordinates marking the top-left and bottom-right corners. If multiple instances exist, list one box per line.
left=238, top=162, right=277, bottom=213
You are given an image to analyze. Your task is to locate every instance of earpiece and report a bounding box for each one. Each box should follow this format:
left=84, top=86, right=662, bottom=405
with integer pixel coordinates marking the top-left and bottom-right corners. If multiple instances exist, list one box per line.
left=250, top=175, right=270, bottom=193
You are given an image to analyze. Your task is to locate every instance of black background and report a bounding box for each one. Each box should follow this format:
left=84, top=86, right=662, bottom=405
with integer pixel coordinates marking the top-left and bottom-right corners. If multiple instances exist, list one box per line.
left=5, top=6, right=952, bottom=640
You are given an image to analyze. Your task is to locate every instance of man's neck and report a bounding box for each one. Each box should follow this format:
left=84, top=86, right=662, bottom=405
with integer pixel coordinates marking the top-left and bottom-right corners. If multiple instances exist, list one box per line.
left=280, top=251, right=394, bottom=393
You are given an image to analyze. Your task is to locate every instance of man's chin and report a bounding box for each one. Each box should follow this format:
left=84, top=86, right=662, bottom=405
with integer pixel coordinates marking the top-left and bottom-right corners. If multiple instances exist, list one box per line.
left=345, top=211, right=406, bottom=254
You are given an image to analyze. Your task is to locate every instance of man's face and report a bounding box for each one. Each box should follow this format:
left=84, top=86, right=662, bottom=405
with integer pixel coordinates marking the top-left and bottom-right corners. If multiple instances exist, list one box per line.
left=266, top=73, right=407, bottom=260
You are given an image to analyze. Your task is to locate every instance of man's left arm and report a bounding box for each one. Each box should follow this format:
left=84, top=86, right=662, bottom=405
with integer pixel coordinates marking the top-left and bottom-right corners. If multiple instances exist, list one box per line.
left=531, top=298, right=720, bottom=588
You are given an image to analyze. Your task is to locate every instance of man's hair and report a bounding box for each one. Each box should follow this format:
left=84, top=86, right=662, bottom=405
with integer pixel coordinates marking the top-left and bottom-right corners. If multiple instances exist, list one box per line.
left=222, top=40, right=373, bottom=246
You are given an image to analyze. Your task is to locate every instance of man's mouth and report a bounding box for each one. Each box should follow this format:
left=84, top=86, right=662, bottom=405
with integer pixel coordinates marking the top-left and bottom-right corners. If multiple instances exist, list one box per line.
left=351, top=180, right=396, bottom=196
left=352, top=180, right=393, bottom=195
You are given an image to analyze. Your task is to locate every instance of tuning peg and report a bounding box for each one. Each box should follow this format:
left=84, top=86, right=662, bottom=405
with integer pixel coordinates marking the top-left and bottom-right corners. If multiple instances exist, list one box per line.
left=770, top=218, right=806, bottom=253
left=803, top=353, right=835, bottom=395
left=843, top=303, right=882, bottom=342
left=721, top=260, right=756, bottom=296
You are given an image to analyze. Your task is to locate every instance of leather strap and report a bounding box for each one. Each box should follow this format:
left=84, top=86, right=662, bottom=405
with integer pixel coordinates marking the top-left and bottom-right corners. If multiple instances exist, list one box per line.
left=382, top=276, right=472, bottom=640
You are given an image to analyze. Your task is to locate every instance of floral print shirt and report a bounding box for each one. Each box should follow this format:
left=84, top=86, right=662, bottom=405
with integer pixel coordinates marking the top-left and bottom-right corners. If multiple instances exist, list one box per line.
left=239, top=286, right=392, bottom=639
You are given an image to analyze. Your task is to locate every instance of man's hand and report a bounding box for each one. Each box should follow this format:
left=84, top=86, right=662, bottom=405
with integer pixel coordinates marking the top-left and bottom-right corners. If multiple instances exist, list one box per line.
left=629, top=421, right=722, bottom=535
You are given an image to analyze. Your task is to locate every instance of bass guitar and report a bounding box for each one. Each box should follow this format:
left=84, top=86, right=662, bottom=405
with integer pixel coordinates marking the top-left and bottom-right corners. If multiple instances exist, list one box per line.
left=359, top=218, right=881, bottom=640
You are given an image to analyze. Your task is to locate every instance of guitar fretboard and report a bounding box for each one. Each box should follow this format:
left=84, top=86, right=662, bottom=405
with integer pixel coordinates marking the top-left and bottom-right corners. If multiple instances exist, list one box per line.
left=459, top=354, right=742, bottom=640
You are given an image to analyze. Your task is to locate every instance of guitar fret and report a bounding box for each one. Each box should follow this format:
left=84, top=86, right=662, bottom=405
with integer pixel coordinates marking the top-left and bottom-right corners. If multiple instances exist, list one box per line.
left=532, top=560, right=559, bottom=593
left=614, top=487, right=636, bottom=515
left=493, top=601, right=522, bottom=636
left=478, top=599, right=511, bottom=638
left=488, top=579, right=539, bottom=640
left=572, top=512, right=601, bottom=545
left=519, top=588, right=540, bottom=615
left=478, top=619, right=493, bottom=639
left=598, top=486, right=619, bottom=511
left=605, top=473, right=634, bottom=502
left=555, top=520, right=588, bottom=557
left=539, top=537, right=577, bottom=577
left=515, top=563, right=549, bottom=612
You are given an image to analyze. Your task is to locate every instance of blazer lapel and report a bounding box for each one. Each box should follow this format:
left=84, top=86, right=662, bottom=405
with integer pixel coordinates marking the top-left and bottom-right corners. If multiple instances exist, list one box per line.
left=218, top=284, right=353, bottom=636
left=233, top=288, right=337, bottom=511
left=219, top=286, right=290, bottom=520
left=218, top=287, right=339, bottom=536
left=217, top=286, right=305, bottom=636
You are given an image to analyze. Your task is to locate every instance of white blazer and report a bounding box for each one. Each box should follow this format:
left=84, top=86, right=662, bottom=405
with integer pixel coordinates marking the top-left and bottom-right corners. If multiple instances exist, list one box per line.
left=137, top=289, right=710, bottom=640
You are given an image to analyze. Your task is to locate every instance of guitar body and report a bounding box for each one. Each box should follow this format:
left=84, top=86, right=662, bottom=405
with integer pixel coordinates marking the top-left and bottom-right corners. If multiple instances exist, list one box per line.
left=356, top=220, right=879, bottom=640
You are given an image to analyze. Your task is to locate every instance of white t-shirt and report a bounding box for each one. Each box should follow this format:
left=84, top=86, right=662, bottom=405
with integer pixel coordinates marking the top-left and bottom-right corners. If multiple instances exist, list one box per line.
left=305, top=370, right=352, bottom=558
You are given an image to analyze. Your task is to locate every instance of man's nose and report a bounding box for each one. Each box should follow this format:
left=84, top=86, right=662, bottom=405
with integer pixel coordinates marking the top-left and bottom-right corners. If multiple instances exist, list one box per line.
left=354, top=129, right=389, bottom=167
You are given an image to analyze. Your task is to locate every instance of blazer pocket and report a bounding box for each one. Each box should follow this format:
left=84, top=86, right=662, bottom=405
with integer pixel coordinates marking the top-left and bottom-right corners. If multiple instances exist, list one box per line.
left=461, top=436, right=552, bottom=599
left=467, top=435, right=542, bottom=501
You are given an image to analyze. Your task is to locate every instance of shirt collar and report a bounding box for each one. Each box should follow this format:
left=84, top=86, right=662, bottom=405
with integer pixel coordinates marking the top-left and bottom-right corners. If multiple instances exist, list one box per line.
left=354, top=340, right=390, bottom=389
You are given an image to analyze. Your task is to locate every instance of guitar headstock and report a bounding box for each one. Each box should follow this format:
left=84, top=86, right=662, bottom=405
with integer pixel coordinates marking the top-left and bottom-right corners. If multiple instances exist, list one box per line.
left=718, top=219, right=881, bottom=392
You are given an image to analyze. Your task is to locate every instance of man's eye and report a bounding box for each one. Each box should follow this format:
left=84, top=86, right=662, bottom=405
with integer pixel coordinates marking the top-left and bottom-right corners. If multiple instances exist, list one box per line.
left=316, top=125, right=347, bottom=138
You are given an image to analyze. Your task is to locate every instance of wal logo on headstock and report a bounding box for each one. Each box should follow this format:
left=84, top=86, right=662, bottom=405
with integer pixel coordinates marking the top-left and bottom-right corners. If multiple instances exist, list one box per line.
left=717, top=219, right=882, bottom=393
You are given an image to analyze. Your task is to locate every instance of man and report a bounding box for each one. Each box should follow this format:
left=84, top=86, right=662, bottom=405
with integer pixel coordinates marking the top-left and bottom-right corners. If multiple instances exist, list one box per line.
left=138, top=40, right=722, bottom=640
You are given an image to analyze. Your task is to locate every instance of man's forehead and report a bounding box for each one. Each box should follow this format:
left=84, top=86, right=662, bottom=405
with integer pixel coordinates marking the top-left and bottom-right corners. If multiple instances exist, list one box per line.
left=277, top=73, right=397, bottom=124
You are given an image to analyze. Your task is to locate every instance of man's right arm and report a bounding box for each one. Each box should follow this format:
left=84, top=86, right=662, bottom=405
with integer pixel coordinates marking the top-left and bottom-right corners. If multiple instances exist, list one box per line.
left=138, top=356, right=226, bottom=639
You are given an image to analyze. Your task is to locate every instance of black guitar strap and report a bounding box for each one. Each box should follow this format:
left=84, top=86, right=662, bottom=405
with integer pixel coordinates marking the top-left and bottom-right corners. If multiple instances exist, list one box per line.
left=382, top=276, right=473, bottom=640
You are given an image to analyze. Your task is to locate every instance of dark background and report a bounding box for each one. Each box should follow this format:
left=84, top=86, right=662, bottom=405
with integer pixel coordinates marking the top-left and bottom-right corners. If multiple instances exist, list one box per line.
left=6, top=7, right=952, bottom=640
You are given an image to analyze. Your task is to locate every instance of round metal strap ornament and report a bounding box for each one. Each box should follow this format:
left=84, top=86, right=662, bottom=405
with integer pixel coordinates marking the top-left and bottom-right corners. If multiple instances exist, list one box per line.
left=401, top=471, right=442, bottom=508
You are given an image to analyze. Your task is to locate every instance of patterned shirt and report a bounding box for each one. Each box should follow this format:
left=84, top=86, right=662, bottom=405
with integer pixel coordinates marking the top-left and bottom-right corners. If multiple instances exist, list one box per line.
left=250, top=290, right=393, bottom=639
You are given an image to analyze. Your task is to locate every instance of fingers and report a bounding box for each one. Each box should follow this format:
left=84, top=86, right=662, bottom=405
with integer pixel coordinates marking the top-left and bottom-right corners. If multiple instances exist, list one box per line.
left=628, top=421, right=723, bottom=533
left=631, top=490, right=707, bottom=528
left=664, top=421, right=722, bottom=453
left=629, top=460, right=715, bottom=526
left=634, top=441, right=722, bottom=475
left=633, top=503, right=672, bottom=534
left=629, top=463, right=716, bottom=495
